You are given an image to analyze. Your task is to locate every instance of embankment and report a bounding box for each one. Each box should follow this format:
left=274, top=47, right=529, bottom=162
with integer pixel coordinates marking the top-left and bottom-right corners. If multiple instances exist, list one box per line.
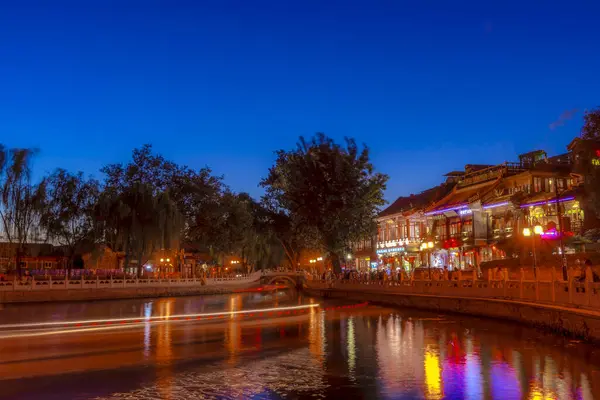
left=0, top=285, right=246, bottom=304
left=305, top=286, right=600, bottom=343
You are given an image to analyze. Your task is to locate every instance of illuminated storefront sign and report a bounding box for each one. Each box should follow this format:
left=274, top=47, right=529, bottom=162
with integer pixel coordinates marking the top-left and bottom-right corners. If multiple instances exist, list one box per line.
left=592, top=158, right=600, bottom=166
left=458, top=209, right=472, bottom=216
left=424, top=204, right=468, bottom=216
left=376, top=247, right=405, bottom=255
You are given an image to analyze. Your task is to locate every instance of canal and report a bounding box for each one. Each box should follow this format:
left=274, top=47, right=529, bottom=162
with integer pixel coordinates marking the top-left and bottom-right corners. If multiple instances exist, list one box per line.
left=0, top=289, right=599, bottom=399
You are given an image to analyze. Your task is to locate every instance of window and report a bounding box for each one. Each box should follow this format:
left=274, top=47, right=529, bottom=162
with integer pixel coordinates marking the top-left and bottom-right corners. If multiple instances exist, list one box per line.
left=462, top=219, right=473, bottom=234
left=389, top=224, right=397, bottom=240
left=545, top=178, right=554, bottom=193
left=450, top=221, right=460, bottom=236
left=534, top=177, right=542, bottom=193
left=557, top=178, right=565, bottom=191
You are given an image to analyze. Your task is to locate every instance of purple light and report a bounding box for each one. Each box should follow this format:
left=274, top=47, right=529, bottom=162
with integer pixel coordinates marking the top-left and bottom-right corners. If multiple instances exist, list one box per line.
left=540, top=229, right=560, bottom=239
left=519, top=196, right=575, bottom=209
left=483, top=201, right=510, bottom=210
left=424, top=204, right=468, bottom=216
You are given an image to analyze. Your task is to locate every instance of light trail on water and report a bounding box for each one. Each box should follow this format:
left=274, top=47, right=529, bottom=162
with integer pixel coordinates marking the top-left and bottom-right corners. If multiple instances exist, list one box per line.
left=0, top=303, right=321, bottom=339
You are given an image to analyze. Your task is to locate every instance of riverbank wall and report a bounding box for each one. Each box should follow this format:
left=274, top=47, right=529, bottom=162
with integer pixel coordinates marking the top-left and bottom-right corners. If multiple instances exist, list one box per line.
left=304, top=286, right=600, bottom=343
left=0, top=285, right=245, bottom=304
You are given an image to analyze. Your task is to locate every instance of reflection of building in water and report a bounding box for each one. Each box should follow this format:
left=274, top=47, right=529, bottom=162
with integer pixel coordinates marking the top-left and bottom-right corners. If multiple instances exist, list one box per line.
left=143, top=301, right=153, bottom=359
left=225, top=293, right=242, bottom=364
left=464, top=337, right=484, bottom=399
left=155, top=298, right=174, bottom=400
left=347, top=317, right=356, bottom=378
left=424, top=347, right=442, bottom=399
left=376, top=314, right=419, bottom=395
left=308, top=307, right=325, bottom=365
left=441, top=331, right=466, bottom=399
left=225, top=318, right=241, bottom=365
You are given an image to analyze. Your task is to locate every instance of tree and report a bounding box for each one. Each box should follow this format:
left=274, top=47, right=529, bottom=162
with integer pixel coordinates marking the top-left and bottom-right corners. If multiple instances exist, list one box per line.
left=101, top=144, right=226, bottom=272
left=95, top=183, right=181, bottom=277
left=260, top=206, right=317, bottom=271
left=40, top=169, right=100, bottom=275
left=261, top=133, right=388, bottom=273
left=0, top=147, right=46, bottom=276
left=578, top=108, right=600, bottom=223
left=581, top=107, right=600, bottom=139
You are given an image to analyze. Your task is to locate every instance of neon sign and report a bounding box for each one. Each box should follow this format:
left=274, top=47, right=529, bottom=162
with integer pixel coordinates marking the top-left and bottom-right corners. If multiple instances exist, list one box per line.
left=520, top=196, right=575, bottom=208
left=376, top=247, right=405, bottom=254
left=458, top=209, right=472, bottom=216
left=592, top=158, right=600, bottom=166
left=424, top=204, right=468, bottom=216
left=483, top=201, right=510, bottom=210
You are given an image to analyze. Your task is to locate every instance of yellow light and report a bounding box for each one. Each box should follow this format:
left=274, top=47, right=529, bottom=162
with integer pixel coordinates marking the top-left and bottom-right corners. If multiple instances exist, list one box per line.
left=534, top=225, right=543, bottom=235
left=225, top=267, right=229, bottom=270
left=523, top=227, right=531, bottom=237
left=166, top=258, right=170, bottom=262
left=427, top=242, right=434, bottom=248
left=317, top=257, right=323, bottom=261
left=424, top=350, right=442, bottom=398
left=347, top=254, right=352, bottom=260
left=160, top=258, right=164, bottom=262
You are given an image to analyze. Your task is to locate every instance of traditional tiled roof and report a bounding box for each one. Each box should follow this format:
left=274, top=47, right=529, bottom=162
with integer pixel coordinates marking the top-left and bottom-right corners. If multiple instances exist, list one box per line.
left=424, top=179, right=499, bottom=215
left=378, top=183, right=455, bottom=218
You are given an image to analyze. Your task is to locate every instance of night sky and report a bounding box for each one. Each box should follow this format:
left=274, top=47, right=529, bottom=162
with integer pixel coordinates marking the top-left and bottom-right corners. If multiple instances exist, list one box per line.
left=1, top=1, right=599, bottom=203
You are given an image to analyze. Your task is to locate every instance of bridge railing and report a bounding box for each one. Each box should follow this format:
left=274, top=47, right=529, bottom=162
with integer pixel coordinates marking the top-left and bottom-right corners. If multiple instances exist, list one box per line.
left=0, top=271, right=262, bottom=292
left=306, top=267, right=600, bottom=311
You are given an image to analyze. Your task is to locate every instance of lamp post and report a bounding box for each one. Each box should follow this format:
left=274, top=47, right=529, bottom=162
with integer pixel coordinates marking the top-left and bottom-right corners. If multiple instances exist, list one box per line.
left=423, top=241, right=434, bottom=279
left=523, top=225, right=543, bottom=278
left=551, top=178, right=568, bottom=281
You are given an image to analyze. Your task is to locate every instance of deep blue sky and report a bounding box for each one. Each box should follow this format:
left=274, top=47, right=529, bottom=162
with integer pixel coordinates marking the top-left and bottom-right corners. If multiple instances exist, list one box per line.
left=1, top=1, right=599, bottom=203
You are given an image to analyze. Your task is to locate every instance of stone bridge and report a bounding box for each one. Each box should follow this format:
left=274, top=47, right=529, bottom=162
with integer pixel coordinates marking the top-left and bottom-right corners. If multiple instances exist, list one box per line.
left=260, top=271, right=307, bottom=287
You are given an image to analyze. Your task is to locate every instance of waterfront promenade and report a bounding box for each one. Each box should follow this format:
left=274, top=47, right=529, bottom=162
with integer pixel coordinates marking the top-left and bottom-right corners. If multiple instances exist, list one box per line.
left=305, top=267, right=600, bottom=341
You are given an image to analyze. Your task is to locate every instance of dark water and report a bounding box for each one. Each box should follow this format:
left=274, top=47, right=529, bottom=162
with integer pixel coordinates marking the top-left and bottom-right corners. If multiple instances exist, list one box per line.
left=0, top=290, right=599, bottom=399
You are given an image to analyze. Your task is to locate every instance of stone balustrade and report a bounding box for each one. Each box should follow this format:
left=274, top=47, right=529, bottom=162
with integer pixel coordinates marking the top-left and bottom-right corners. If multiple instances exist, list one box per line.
left=306, top=267, right=600, bottom=311
left=0, top=271, right=262, bottom=292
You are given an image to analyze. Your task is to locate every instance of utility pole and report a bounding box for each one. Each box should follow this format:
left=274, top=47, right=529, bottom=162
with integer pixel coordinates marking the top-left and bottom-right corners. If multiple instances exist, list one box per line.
left=555, top=178, right=568, bottom=281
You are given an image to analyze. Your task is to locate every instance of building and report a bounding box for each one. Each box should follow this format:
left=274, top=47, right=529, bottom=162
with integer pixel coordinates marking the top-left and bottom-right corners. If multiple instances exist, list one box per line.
left=368, top=138, right=600, bottom=273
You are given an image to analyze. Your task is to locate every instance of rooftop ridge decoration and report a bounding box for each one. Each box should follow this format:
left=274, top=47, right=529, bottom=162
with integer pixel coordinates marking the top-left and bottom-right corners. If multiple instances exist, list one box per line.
left=457, top=162, right=524, bottom=188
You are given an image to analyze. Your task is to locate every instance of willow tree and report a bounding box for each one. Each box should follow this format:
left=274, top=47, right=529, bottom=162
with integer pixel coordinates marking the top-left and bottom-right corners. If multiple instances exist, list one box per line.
left=40, top=169, right=100, bottom=274
left=0, top=146, right=46, bottom=276
left=261, top=133, right=388, bottom=273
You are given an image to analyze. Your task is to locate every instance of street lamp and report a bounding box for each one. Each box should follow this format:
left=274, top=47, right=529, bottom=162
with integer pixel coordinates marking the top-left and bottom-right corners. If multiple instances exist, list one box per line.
left=523, top=225, right=543, bottom=278
left=423, top=242, right=434, bottom=279
left=549, top=178, right=569, bottom=280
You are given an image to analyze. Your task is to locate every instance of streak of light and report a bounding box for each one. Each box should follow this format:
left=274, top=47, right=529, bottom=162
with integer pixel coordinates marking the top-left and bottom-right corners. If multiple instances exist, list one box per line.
left=347, top=317, right=356, bottom=377
left=0, top=303, right=320, bottom=331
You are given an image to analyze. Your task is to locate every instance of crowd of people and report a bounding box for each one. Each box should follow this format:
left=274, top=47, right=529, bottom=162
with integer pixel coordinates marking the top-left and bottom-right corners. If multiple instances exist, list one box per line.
left=311, top=258, right=599, bottom=284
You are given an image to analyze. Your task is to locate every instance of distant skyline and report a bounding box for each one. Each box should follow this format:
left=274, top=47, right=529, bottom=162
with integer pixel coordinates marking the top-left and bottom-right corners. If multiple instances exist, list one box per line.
left=1, top=1, right=599, bottom=203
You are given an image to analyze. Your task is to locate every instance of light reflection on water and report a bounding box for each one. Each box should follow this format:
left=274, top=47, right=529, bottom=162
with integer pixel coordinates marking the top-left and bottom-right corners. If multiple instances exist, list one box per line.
left=1, top=291, right=599, bottom=399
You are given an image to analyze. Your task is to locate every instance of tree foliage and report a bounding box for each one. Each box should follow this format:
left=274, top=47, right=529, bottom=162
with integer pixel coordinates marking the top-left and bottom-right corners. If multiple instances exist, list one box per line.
left=0, top=146, right=46, bottom=275
left=261, top=133, right=388, bottom=272
left=578, top=109, right=600, bottom=222
left=40, top=169, right=100, bottom=270
left=581, top=107, right=600, bottom=140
